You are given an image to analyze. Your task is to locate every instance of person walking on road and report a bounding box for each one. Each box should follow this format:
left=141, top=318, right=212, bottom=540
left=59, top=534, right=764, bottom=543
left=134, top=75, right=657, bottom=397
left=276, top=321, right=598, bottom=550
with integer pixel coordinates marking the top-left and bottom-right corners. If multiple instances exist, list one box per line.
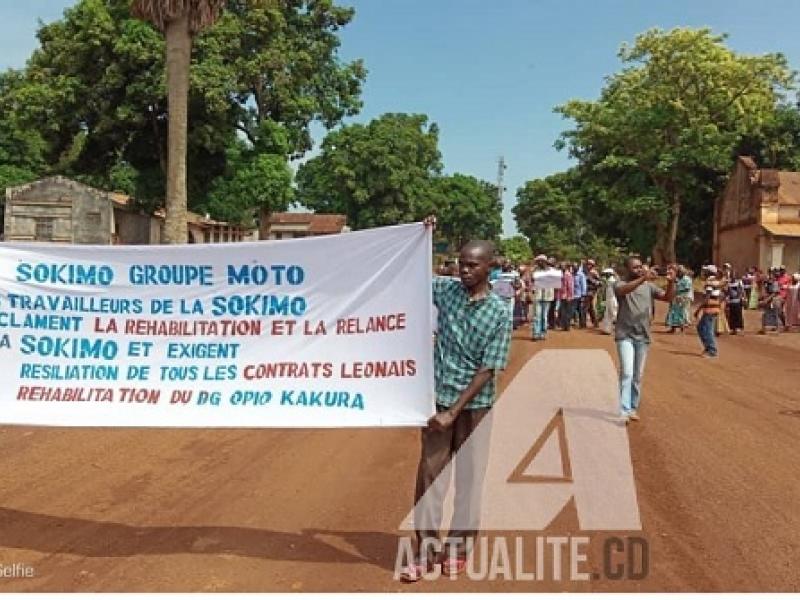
left=614, top=257, right=676, bottom=423
left=491, top=259, right=520, bottom=327
left=573, top=261, right=588, bottom=328
left=599, top=267, right=618, bottom=334
left=666, top=265, right=692, bottom=333
left=724, top=273, right=745, bottom=334
left=559, top=263, right=575, bottom=331
left=786, top=273, right=800, bottom=330
left=584, top=259, right=601, bottom=328
left=530, top=254, right=555, bottom=341
left=695, top=281, right=722, bottom=357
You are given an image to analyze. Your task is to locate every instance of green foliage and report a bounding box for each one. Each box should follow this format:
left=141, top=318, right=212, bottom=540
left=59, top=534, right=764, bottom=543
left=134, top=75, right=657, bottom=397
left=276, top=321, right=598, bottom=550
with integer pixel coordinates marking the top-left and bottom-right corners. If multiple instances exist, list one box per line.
left=297, top=115, right=503, bottom=238
left=0, top=166, right=39, bottom=195
left=0, top=0, right=364, bottom=222
left=736, top=101, right=800, bottom=170
left=556, top=27, right=795, bottom=263
left=295, top=113, right=442, bottom=229
left=202, top=144, right=293, bottom=225
left=199, top=0, right=366, bottom=158
left=0, top=70, right=48, bottom=188
left=429, top=173, right=503, bottom=249
left=497, top=235, right=532, bottom=265
left=513, top=170, right=623, bottom=263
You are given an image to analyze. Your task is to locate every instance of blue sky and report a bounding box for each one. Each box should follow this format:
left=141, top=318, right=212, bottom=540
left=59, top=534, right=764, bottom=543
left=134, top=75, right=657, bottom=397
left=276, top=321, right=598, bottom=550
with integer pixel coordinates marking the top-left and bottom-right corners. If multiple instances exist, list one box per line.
left=3, top=1, right=800, bottom=235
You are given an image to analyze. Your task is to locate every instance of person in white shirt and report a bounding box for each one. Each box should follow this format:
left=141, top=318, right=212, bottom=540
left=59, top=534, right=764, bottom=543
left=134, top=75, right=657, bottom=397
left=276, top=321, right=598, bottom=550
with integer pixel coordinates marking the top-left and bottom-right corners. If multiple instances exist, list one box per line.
left=599, top=268, right=618, bottom=334
left=491, top=259, right=520, bottom=324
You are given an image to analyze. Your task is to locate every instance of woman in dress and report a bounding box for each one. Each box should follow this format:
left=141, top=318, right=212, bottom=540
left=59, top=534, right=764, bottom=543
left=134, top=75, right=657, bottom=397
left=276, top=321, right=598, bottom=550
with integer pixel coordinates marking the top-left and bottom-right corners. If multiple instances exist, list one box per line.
left=725, top=272, right=745, bottom=334
left=666, top=265, right=692, bottom=333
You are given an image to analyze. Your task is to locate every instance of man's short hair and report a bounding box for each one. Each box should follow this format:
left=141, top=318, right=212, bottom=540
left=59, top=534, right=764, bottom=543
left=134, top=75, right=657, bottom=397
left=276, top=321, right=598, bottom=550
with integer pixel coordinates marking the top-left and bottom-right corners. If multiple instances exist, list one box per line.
left=624, top=256, right=642, bottom=269
left=461, top=240, right=496, bottom=260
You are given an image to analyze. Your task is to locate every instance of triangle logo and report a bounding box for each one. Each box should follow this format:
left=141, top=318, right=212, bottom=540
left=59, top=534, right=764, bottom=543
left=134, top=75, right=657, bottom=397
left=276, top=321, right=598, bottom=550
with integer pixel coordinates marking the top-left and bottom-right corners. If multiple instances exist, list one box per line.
left=507, top=408, right=572, bottom=483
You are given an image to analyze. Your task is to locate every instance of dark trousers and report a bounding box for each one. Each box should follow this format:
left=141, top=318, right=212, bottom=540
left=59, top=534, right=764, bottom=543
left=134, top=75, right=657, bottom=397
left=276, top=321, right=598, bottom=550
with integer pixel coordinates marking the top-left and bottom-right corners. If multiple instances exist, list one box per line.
left=726, top=302, right=744, bottom=330
left=548, top=301, right=557, bottom=329
left=414, top=405, right=492, bottom=560
left=775, top=297, right=787, bottom=327
left=560, top=298, right=576, bottom=330
left=576, top=296, right=587, bottom=328
left=584, top=294, right=598, bottom=327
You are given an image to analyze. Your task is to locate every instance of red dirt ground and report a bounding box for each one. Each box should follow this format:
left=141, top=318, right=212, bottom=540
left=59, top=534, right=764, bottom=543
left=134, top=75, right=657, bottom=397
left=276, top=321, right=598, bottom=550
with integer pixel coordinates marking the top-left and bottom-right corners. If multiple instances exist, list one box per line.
left=1, top=305, right=799, bottom=591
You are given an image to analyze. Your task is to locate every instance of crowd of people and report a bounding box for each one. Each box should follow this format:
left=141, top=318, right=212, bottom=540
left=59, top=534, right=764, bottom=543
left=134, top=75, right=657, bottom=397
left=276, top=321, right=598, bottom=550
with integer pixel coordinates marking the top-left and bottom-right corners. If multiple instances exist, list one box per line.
left=437, top=257, right=800, bottom=343
left=409, top=221, right=799, bottom=580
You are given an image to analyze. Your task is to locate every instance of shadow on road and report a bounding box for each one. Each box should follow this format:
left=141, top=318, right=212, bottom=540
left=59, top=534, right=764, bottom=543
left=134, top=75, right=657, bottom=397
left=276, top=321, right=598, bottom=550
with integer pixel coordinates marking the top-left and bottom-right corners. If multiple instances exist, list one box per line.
left=0, top=507, right=401, bottom=572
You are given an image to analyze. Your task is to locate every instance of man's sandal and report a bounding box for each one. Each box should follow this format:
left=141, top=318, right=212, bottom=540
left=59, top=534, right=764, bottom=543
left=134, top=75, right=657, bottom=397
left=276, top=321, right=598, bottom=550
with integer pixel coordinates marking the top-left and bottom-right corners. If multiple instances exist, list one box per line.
left=398, top=559, right=432, bottom=583
left=441, top=556, right=467, bottom=576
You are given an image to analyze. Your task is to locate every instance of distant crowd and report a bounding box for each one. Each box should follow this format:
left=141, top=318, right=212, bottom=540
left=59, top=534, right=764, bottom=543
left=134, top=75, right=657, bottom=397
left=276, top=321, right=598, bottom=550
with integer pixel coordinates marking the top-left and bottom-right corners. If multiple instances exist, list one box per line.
left=436, top=256, right=800, bottom=340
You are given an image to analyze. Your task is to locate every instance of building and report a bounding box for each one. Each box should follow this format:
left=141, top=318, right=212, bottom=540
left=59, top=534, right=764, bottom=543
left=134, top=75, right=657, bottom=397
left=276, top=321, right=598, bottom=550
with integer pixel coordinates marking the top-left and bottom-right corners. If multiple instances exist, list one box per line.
left=262, top=212, right=348, bottom=240
left=4, top=176, right=114, bottom=244
left=713, top=156, right=800, bottom=272
left=4, top=176, right=252, bottom=244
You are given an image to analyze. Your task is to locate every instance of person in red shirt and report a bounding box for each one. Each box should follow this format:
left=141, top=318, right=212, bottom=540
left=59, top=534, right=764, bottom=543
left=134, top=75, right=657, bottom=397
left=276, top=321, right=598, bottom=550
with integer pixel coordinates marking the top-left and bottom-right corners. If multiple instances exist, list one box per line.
left=776, top=266, right=792, bottom=328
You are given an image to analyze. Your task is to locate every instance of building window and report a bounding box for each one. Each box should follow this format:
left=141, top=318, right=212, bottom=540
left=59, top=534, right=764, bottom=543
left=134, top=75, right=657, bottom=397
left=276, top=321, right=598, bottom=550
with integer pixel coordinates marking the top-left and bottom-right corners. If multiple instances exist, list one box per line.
left=34, top=218, right=54, bottom=241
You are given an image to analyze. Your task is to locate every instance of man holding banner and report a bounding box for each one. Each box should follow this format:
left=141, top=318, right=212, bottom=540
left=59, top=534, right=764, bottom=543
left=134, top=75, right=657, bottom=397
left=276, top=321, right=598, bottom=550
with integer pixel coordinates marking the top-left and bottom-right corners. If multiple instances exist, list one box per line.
left=400, top=217, right=512, bottom=583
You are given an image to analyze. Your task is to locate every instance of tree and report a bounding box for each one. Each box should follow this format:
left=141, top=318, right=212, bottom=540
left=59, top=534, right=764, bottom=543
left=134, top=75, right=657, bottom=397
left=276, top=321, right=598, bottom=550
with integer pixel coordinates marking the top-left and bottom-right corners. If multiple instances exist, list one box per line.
left=0, top=70, right=47, bottom=192
left=556, top=28, right=794, bottom=264
left=199, top=0, right=366, bottom=159
left=514, top=173, right=586, bottom=260
left=131, top=0, right=226, bottom=243
left=498, top=235, right=532, bottom=265
left=737, top=100, right=800, bottom=170
left=429, top=173, right=502, bottom=249
left=296, top=113, right=442, bottom=229
left=513, top=170, right=622, bottom=263
left=2, top=0, right=365, bottom=225
left=202, top=141, right=293, bottom=225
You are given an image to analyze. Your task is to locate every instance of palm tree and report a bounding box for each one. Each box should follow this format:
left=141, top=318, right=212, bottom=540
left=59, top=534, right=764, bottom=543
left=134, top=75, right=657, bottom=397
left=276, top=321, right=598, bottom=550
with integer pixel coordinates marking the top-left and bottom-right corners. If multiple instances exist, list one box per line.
left=131, top=0, right=224, bottom=243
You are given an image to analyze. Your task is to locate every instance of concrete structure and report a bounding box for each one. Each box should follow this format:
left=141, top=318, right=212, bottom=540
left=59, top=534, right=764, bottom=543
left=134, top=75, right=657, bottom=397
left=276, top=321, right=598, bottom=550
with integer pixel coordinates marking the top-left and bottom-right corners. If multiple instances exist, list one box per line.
left=713, top=156, right=800, bottom=272
left=4, top=177, right=252, bottom=245
left=263, top=212, right=348, bottom=240
left=4, top=177, right=113, bottom=244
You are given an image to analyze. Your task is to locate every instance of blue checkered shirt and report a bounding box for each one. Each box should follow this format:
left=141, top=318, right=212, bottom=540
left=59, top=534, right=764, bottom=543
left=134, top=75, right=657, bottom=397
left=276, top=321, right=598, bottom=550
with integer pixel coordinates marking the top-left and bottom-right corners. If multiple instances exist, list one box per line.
left=433, top=276, right=512, bottom=409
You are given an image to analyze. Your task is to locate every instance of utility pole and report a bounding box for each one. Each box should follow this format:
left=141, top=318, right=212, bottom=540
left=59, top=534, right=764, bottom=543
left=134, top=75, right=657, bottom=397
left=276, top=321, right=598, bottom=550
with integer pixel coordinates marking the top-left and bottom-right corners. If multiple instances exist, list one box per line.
left=496, top=155, right=507, bottom=206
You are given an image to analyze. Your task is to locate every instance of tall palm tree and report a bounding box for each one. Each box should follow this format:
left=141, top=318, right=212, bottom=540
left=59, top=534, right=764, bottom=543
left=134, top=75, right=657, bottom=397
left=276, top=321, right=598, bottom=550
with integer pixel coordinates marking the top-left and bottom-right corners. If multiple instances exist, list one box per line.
left=131, top=0, right=224, bottom=243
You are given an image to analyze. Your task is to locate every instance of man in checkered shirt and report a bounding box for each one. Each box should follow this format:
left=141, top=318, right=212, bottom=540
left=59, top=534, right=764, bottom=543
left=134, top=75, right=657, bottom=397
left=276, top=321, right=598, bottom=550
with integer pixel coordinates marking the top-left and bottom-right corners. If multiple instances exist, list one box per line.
left=401, top=218, right=512, bottom=582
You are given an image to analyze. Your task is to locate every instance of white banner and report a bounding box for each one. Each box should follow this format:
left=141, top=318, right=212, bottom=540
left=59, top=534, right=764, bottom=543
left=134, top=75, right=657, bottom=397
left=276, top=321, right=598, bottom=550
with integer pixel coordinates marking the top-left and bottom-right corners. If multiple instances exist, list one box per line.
left=532, top=268, right=563, bottom=290
left=0, top=223, right=435, bottom=427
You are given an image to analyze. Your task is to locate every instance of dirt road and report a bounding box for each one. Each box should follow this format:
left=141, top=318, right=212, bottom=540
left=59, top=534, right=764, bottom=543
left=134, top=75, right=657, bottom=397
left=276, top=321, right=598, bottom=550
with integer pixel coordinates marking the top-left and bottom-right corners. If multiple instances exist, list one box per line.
left=1, top=306, right=799, bottom=592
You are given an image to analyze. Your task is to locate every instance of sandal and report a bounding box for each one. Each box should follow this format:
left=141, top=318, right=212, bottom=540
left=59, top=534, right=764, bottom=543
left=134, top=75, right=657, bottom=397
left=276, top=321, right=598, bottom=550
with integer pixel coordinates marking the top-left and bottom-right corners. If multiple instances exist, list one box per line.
left=441, top=556, right=467, bottom=576
left=399, top=558, right=432, bottom=583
